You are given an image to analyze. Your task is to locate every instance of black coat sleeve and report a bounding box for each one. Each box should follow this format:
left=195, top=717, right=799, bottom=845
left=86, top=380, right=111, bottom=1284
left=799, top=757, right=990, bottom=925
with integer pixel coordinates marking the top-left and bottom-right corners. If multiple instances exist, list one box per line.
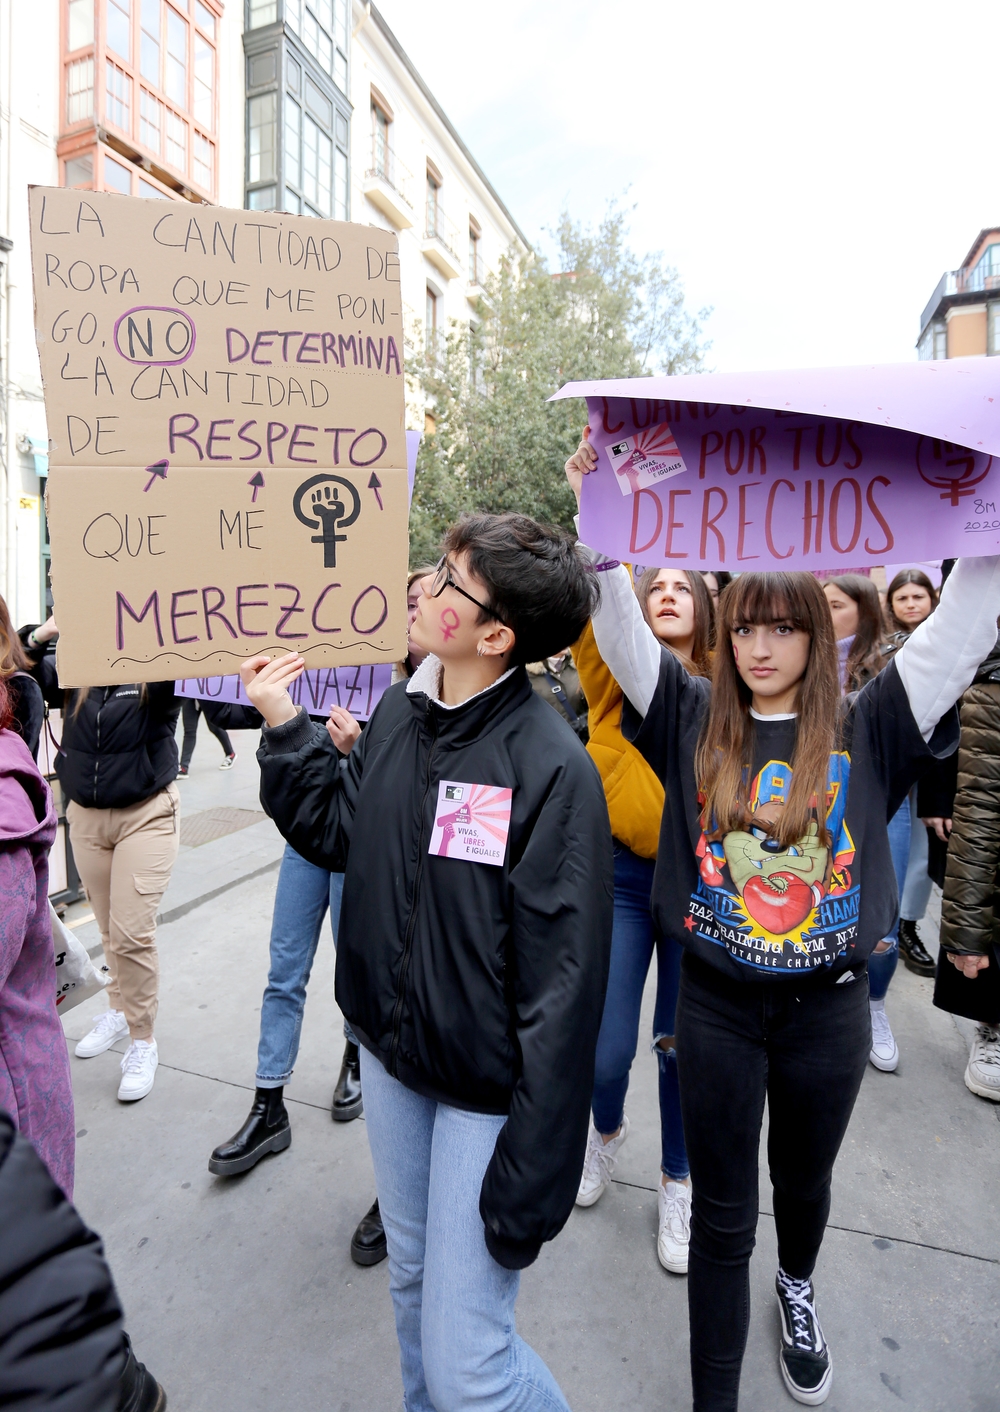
left=17, top=630, right=63, bottom=712
left=9, top=674, right=44, bottom=760
left=0, top=1112, right=124, bottom=1412
left=479, top=755, right=614, bottom=1269
left=256, top=707, right=366, bottom=871
left=202, top=700, right=264, bottom=731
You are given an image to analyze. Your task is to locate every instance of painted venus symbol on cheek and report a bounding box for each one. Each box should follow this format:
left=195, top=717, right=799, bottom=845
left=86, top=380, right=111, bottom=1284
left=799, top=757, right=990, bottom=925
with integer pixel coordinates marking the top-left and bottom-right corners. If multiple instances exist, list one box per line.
left=440, top=607, right=461, bottom=641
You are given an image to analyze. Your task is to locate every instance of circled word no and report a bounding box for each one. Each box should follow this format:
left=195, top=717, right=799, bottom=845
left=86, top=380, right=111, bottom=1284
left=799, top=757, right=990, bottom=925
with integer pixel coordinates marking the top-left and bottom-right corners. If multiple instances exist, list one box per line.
left=113, top=306, right=196, bottom=367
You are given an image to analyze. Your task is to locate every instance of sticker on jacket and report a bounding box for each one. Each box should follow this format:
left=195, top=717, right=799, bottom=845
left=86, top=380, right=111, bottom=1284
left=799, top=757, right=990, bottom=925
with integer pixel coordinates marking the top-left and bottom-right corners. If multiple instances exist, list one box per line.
left=428, top=781, right=513, bottom=866
left=606, top=424, right=687, bottom=496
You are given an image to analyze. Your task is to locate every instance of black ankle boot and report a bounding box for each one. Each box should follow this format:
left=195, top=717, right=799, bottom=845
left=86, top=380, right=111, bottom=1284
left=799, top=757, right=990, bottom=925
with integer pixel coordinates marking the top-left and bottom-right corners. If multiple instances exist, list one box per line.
left=898, top=918, right=936, bottom=977
left=117, top=1333, right=165, bottom=1412
left=332, top=1039, right=363, bottom=1122
left=350, top=1198, right=388, bottom=1266
left=208, top=1086, right=291, bottom=1176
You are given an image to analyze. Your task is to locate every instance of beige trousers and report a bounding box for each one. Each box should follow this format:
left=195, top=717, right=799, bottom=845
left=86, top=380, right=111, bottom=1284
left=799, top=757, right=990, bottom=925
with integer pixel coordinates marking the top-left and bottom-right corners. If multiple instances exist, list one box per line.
left=67, top=784, right=180, bottom=1041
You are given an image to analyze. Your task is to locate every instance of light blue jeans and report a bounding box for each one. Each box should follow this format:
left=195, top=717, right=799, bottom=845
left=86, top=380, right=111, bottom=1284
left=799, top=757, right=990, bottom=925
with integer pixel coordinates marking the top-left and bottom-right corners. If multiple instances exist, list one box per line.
left=256, top=843, right=352, bottom=1088
left=360, top=1048, right=571, bottom=1412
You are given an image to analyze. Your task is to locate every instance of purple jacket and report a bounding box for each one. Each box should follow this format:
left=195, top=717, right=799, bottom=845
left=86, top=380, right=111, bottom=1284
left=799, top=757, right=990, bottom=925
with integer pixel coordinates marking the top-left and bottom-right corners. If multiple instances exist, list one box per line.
left=0, top=728, right=74, bottom=1196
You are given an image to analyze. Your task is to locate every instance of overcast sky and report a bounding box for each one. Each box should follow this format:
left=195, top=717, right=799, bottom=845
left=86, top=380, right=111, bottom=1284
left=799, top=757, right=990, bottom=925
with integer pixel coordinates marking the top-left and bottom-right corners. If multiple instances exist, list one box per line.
left=374, top=0, right=998, bottom=375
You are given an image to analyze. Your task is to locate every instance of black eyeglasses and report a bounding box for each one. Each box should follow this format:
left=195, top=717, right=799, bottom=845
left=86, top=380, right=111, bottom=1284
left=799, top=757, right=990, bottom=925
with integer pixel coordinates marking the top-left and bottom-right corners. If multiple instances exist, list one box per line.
left=429, top=556, right=502, bottom=621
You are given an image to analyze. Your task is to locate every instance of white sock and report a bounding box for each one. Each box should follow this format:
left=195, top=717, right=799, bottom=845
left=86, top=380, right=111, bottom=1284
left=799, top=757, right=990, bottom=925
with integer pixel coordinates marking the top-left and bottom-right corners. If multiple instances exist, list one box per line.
left=870, top=996, right=886, bottom=1013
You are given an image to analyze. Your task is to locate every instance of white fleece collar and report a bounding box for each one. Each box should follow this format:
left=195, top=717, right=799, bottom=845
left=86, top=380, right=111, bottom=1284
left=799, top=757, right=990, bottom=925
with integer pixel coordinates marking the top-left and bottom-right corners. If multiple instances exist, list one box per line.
left=749, top=708, right=797, bottom=721
left=406, top=653, right=516, bottom=711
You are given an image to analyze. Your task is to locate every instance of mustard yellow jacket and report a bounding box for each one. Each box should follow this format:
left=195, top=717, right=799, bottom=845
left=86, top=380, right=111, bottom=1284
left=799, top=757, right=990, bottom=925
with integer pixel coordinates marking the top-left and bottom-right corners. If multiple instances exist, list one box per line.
left=574, top=620, right=664, bottom=859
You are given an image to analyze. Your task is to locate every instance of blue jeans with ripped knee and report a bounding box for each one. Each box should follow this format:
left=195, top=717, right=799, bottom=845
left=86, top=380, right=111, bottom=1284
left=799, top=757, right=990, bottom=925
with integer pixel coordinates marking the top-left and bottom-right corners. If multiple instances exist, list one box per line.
left=590, top=842, right=689, bottom=1181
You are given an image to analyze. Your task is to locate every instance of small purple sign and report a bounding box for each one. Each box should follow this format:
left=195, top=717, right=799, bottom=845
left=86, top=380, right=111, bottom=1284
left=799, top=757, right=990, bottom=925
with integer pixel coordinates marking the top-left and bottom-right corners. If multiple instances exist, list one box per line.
left=176, top=663, right=392, bottom=720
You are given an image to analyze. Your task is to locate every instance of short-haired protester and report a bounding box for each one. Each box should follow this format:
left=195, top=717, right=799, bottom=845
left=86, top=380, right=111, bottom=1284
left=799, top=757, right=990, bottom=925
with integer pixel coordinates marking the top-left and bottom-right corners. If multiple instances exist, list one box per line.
left=573, top=552, right=714, bottom=1276
left=243, top=513, right=613, bottom=1412
left=567, top=437, right=1000, bottom=1410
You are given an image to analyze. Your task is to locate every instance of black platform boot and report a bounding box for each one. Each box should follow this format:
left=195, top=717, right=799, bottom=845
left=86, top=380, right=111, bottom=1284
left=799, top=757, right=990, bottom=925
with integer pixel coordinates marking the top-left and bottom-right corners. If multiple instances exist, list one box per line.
left=331, top=1039, right=363, bottom=1122
left=117, top=1333, right=166, bottom=1412
left=350, top=1198, right=388, bottom=1266
left=208, top=1086, right=291, bottom=1176
left=898, top=918, right=936, bottom=977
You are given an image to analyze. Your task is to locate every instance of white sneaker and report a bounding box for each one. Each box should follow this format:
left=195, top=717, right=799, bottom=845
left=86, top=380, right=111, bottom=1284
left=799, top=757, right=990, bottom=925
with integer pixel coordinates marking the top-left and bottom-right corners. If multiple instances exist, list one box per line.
left=75, top=1008, right=129, bottom=1058
left=575, top=1115, right=630, bottom=1207
left=869, top=1004, right=898, bottom=1072
left=219, top=752, right=236, bottom=770
left=965, top=1024, right=1000, bottom=1102
left=657, top=1177, right=692, bottom=1273
left=118, top=1039, right=158, bottom=1101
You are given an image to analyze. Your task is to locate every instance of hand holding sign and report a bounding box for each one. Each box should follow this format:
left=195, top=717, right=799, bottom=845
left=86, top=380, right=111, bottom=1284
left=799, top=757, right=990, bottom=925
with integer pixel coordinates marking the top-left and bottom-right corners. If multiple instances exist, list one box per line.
left=239, top=651, right=305, bottom=728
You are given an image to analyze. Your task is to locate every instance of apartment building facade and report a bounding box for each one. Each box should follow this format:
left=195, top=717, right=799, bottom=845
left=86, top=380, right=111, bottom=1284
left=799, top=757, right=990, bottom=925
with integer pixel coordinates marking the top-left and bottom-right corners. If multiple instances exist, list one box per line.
left=918, top=228, right=1000, bottom=361
left=0, top=0, right=525, bottom=625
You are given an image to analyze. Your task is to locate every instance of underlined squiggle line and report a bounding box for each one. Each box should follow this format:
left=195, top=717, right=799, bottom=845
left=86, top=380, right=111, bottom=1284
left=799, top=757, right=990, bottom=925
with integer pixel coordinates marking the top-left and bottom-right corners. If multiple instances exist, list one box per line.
left=109, top=642, right=394, bottom=668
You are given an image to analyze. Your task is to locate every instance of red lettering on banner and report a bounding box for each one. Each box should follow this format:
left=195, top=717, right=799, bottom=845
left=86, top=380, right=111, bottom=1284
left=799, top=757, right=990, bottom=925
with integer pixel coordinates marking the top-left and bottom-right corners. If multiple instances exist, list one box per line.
left=601, top=397, right=624, bottom=436
left=785, top=426, right=806, bottom=470
left=816, top=423, right=843, bottom=469
left=629, top=488, right=663, bottom=555
left=664, top=489, right=691, bottom=559
left=803, top=480, right=826, bottom=554
left=765, top=479, right=795, bottom=559
left=829, top=478, right=862, bottom=554
left=844, top=424, right=863, bottom=471
left=864, top=477, right=894, bottom=554
left=700, top=487, right=728, bottom=560
left=724, top=429, right=745, bottom=475
left=699, top=431, right=723, bottom=479
left=748, top=426, right=767, bottom=475
left=737, top=484, right=760, bottom=561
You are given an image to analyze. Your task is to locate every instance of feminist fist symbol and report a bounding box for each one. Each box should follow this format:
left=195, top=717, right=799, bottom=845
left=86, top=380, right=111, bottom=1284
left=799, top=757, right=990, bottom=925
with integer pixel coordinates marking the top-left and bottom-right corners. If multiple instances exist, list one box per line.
left=440, top=608, right=461, bottom=641
left=915, top=437, right=993, bottom=505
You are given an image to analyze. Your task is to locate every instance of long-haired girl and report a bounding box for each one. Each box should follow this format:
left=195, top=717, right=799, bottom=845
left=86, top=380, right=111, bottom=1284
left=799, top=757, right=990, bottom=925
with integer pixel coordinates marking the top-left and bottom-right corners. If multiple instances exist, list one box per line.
left=567, top=436, right=1000, bottom=1410
left=822, top=575, right=885, bottom=693
left=574, top=563, right=713, bottom=1275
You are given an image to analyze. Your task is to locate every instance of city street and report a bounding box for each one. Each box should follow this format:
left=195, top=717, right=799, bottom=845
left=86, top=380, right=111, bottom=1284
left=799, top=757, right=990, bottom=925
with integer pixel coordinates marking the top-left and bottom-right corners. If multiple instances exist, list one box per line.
left=59, top=726, right=1000, bottom=1412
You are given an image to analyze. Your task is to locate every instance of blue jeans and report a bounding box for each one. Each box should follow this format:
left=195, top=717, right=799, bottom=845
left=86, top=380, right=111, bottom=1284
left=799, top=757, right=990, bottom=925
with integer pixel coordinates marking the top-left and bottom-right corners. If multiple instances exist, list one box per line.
left=256, top=843, right=352, bottom=1088
left=360, top=1049, right=570, bottom=1412
left=591, top=842, right=689, bottom=1181
left=900, top=785, right=933, bottom=921
left=871, top=795, right=914, bottom=1001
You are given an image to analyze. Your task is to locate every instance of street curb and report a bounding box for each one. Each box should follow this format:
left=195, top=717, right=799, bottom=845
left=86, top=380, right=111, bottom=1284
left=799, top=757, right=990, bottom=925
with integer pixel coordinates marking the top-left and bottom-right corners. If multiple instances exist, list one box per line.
left=156, top=854, right=283, bottom=927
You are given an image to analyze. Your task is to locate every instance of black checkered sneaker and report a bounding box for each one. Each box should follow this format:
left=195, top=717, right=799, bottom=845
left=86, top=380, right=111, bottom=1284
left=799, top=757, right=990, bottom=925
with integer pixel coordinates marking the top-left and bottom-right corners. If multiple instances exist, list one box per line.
left=775, top=1271, right=833, bottom=1405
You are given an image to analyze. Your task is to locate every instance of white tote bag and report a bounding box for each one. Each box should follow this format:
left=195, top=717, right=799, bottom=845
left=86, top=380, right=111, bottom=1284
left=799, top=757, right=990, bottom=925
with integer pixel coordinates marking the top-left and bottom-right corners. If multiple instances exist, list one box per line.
left=51, top=903, right=108, bottom=1012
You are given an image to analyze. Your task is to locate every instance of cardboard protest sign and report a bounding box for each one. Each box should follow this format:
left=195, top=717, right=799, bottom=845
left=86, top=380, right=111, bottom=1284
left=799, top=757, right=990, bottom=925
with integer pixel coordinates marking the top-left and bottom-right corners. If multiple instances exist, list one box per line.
left=176, top=663, right=392, bottom=720
left=29, top=187, right=408, bottom=685
left=551, top=362, right=1000, bottom=571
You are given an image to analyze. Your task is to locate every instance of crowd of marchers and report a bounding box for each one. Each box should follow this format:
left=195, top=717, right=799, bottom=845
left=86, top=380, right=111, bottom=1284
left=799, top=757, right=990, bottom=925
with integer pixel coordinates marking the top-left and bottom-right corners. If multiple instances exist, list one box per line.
left=0, top=428, right=998, bottom=1412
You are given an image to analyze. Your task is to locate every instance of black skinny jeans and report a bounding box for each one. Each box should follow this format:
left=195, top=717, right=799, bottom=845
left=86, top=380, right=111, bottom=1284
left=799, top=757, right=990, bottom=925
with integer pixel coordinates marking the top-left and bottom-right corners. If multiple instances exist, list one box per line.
left=675, top=952, right=871, bottom=1412
left=180, top=699, right=234, bottom=770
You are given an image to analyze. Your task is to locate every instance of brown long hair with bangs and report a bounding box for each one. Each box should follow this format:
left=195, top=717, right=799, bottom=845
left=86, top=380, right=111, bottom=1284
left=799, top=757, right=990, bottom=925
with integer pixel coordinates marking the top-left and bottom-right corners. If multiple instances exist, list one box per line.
left=694, top=572, right=841, bottom=849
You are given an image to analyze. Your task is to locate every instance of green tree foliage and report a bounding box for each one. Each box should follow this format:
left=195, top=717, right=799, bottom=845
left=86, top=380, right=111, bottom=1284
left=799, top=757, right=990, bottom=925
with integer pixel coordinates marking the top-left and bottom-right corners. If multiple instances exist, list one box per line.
left=408, top=204, right=710, bottom=565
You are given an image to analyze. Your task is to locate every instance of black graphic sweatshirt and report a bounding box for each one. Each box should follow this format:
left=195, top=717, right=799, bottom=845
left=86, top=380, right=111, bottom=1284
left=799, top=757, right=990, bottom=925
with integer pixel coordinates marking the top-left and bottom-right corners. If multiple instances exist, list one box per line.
left=584, top=550, right=1000, bottom=984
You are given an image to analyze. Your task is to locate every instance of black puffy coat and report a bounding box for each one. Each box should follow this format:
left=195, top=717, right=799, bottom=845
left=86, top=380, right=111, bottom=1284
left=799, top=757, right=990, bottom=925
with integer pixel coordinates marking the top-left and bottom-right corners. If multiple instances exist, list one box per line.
left=0, top=1111, right=123, bottom=1411
left=939, top=644, right=1000, bottom=958
left=258, top=665, right=614, bottom=1270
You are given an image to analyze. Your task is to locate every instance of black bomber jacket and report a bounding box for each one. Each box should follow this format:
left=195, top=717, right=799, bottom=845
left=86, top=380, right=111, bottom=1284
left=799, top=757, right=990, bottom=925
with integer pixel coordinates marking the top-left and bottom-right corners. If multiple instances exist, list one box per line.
left=257, top=660, right=614, bottom=1269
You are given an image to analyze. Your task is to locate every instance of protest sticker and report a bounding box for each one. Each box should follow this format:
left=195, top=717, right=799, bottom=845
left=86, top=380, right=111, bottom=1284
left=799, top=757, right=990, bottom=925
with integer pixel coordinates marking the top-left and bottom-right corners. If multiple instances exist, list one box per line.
left=29, top=187, right=408, bottom=685
left=549, top=362, right=1000, bottom=570
left=46, top=463, right=407, bottom=685
left=176, top=663, right=392, bottom=720
left=427, top=782, right=513, bottom=866
left=607, top=423, right=687, bottom=495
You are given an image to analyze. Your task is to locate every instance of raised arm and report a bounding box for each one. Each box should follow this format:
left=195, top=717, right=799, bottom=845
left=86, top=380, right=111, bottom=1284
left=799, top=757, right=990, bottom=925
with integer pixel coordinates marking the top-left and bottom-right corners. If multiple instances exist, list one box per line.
left=566, top=433, right=661, bottom=716
left=894, top=556, right=1000, bottom=740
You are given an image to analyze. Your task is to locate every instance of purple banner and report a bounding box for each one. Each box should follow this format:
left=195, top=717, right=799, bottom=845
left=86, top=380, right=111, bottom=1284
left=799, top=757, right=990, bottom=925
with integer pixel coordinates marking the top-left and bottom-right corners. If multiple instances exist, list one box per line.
left=176, top=664, right=393, bottom=719
left=577, top=396, right=1000, bottom=571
